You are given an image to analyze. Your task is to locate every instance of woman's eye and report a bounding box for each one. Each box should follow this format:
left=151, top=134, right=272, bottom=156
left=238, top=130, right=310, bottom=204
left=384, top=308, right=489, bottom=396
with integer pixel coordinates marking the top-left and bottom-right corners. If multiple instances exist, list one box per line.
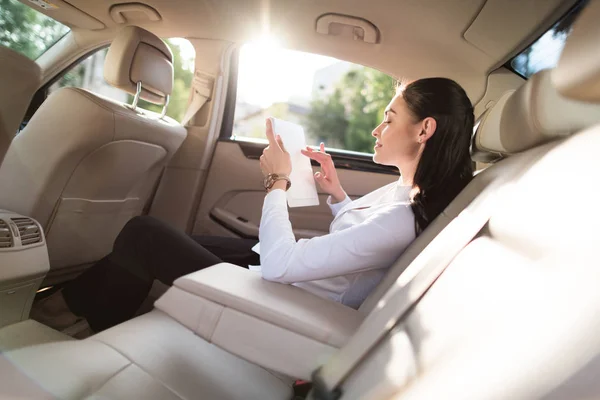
left=383, top=120, right=391, bottom=124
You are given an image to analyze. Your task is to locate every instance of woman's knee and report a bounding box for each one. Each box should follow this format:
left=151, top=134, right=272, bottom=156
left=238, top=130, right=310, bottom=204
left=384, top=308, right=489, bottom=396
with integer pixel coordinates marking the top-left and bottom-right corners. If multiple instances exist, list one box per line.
left=113, top=216, right=161, bottom=250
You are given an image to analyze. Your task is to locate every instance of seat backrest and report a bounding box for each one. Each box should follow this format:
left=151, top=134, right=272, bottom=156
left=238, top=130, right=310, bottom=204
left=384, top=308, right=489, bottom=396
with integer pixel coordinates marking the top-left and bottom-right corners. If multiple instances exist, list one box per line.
left=342, top=3, right=600, bottom=397
left=0, top=47, right=41, bottom=165
left=0, top=26, right=186, bottom=277
left=359, top=67, right=600, bottom=315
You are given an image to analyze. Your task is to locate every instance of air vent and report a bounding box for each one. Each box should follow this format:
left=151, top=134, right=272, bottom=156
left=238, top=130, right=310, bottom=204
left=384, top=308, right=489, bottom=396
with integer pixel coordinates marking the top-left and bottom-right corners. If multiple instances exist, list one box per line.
left=11, top=217, right=42, bottom=246
left=0, top=219, right=13, bottom=248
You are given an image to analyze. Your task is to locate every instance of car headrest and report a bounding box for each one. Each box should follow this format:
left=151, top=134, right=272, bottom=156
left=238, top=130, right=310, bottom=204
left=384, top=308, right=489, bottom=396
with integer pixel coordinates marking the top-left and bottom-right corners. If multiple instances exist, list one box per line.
left=473, top=69, right=600, bottom=159
left=552, top=0, right=600, bottom=102
left=104, top=26, right=173, bottom=105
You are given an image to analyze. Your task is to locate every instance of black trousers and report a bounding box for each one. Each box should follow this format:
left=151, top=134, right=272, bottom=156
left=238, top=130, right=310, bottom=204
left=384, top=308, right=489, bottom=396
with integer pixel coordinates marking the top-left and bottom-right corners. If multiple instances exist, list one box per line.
left=62, top=216, right=259, bottom=332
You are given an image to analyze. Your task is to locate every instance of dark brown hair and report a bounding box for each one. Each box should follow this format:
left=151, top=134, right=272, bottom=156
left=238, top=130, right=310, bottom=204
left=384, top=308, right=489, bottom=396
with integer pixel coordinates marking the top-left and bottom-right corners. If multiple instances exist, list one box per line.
left=401, top=78, right=474, bottom=235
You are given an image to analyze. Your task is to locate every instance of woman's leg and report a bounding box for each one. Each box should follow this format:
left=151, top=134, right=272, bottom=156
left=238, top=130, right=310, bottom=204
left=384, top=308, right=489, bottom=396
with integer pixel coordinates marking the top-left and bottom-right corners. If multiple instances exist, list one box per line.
left=62, top=216, right=225, bottom=331
left=192, top=235, right=260, bottom=267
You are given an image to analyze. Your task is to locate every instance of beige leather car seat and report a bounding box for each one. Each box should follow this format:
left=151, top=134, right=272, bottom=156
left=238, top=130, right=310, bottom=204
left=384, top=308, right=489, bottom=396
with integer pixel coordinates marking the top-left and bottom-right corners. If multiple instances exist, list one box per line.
left=1, top=60, right=599, bottom=399
left=1, top=4, right=600, bottom=399
left=0, top=27, right=186, bottom=275
left=0, top=47, right=41, bottom=165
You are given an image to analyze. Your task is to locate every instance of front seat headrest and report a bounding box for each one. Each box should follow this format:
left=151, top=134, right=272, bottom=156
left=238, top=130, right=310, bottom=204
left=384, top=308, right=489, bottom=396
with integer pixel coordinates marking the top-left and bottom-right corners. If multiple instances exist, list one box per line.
left=473, top=69, right=600, bottom=158
left=104, top=26, right=174, bottom=105
left=552, top=0, right=600, bottom=103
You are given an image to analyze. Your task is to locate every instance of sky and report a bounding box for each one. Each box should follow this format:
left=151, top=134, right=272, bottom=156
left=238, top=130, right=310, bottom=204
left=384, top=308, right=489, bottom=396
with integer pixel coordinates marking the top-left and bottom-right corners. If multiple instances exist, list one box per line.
left=172, top=36, right=340, bottom=109
left=526, top=30, right=567, bottom=74
left=236, top=37, right=340, bottom=108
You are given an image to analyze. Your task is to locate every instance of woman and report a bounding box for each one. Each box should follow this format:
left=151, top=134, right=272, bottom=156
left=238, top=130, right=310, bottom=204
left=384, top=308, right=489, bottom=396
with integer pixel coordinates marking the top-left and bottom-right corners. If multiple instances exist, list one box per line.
left=33, top=77, right=474, bottom=332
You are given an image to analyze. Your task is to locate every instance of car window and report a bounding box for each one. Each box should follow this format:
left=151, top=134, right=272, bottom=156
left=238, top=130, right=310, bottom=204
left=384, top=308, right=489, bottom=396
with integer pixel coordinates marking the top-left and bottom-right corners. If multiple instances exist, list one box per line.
left=48, top=38, right=196, bottom=122
left=509, top=0, right=588, bottom=78
left=0, top=0, right=70, bottom=59
left=231, top=42, right=396, bottom=155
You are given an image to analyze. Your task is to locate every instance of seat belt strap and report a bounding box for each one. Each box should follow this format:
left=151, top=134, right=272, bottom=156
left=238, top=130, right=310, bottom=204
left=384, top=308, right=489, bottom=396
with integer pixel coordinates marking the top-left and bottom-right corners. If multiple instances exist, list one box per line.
left=181, top=71, right=215, bottom=126
left=311, top=185, right=501, bottom=399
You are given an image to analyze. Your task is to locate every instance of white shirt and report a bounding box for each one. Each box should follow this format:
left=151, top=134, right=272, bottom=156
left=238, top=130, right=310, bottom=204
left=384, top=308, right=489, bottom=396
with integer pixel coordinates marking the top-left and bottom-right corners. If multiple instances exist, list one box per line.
left=258, top=179, right=416, bottom=308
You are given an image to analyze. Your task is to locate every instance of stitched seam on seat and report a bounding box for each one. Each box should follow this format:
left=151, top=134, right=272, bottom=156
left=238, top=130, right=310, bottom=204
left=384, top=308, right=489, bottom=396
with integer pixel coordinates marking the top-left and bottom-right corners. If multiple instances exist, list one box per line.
left=81, top=360, right=132, bottom=399
left=45, top=139, right=148, bottom=234
left=91, top=338, right=188, bottom=400
left=201, top=305, right=225, bottom=342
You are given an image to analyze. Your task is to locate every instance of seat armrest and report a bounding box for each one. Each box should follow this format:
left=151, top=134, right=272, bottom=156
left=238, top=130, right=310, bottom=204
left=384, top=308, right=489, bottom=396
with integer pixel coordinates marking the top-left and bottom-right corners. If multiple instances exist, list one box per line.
left=170, top=263, right=362, bottom=347
left=154, top=263, right=364, bottom=379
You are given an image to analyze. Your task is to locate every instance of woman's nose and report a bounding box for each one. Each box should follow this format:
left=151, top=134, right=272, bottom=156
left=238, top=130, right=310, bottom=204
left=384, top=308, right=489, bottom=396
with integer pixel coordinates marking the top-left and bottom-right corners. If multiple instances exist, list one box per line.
left=372, top=125, right=380, bottom=137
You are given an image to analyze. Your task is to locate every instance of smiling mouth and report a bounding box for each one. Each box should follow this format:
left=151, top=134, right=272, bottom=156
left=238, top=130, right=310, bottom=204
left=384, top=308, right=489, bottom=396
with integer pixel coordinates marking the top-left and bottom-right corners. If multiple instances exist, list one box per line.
left=375, top=142, right=382, bottom=148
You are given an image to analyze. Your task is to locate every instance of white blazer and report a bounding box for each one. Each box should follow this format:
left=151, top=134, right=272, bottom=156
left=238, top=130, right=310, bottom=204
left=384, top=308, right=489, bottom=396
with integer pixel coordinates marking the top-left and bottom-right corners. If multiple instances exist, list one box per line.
left=258, top=179, right=416, bottom=308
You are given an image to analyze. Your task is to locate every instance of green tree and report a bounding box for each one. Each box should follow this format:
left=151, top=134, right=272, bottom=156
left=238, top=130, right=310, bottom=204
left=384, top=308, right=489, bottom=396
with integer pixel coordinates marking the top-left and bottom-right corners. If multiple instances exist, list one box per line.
left=0, top=0, right=69, bottom=59
left=305, top=88, right=348, bottom=149
left=306, top=67, right=396, bottom=153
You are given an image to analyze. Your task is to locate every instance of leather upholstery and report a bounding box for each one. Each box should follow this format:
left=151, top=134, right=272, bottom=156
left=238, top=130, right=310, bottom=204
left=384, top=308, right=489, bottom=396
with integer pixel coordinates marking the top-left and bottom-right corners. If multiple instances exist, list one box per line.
left=357, top=123, right=600, bottom=400
left=2, top=6, right=600, bottom=399
left=473, top=69, right=600, bottom=155
left=155, top=264, right=363, bottom=379
left=361, top=65, right=599, bottom=314
left=0, top=47, right=41, bottom=164
left=360, top=137, right=560, bottom=314
left=552, top=0, right=600, bottom=102
left=2, top=311, right=292, bottom=399
left=0, top=26, right=186, bottom=274
left=0, top=88, right=186, bottom=271
left=166, top=264, right=362, bottom=346
left=104, top=26, right=174, bottom=104
left=2, top=70, right=600, bottom=398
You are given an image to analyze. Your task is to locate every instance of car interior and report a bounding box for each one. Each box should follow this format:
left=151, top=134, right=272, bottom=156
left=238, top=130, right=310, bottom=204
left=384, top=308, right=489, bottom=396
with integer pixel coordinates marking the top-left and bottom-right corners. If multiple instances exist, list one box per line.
left=0, top=0, right=599, bottom=398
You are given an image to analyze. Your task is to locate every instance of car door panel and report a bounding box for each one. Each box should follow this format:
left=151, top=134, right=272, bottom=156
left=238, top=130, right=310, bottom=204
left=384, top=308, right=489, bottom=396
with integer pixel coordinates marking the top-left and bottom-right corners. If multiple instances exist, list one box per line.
left=194, top=140, right=398, bottom=240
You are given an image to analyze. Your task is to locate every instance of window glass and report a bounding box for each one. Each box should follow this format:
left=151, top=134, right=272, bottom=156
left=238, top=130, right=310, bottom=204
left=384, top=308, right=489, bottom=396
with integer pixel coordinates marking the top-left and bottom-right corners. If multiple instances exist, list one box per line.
left=0, top=0, right=70, bottom=59
left=48, top=38, right=196, bottom=122
left=509, top=0, right=588, bottom=78
left=232, top=42, right=396, bottom=154
left=48, top=48, right=126, bottom=100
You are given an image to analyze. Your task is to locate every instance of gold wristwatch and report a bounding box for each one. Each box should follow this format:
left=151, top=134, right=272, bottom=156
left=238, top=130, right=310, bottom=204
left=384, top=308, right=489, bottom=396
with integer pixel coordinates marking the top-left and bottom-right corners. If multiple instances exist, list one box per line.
left=263, top=173, right=291, bottom=192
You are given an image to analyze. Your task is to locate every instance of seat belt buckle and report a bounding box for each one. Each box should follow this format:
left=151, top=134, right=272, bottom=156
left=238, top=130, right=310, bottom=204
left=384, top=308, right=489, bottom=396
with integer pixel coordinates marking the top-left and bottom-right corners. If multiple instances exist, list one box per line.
left=292, top=380, right=313, bottom=399
left=309, top=367, right=342, bottom=400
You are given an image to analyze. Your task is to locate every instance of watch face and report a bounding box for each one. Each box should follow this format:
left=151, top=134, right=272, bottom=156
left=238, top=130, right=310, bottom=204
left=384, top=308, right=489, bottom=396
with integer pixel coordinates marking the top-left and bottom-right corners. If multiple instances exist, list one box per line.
left=264, top=174, right=276, bottom=190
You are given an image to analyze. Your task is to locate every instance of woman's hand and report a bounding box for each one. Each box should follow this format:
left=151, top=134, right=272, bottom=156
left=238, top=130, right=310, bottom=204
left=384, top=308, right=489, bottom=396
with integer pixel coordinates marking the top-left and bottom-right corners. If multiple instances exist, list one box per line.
left=301, top=143, right=347, bottom=203
left=260, top=118, right=292, bottom=177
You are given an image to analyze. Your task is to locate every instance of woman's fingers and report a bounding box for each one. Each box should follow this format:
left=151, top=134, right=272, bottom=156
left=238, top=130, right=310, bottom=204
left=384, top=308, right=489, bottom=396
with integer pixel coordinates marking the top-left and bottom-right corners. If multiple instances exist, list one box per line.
left=302, top=147, right=330, bottom=161
left=320, top=142, right=325, bottom=152
left=275, top=135, right=287, bottom=153
left=301, top=149, right=326, bottom=162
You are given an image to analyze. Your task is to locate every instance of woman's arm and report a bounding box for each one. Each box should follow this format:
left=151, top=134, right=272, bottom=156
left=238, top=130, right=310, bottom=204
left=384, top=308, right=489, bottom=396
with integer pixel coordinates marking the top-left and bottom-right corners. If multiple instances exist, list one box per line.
left=259, top=189, right=415, bottom=283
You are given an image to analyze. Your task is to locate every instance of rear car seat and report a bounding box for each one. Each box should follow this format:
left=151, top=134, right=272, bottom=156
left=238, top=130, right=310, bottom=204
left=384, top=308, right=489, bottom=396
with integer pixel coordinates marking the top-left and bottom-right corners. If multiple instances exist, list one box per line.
left=1, top=2, right=600, bottom=398
left=0, top=26, right=186, bottom=280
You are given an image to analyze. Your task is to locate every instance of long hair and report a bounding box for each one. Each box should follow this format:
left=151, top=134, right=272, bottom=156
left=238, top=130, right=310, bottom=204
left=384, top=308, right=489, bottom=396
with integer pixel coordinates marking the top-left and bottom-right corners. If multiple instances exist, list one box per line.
left=401, top=78, right=474, bottom=235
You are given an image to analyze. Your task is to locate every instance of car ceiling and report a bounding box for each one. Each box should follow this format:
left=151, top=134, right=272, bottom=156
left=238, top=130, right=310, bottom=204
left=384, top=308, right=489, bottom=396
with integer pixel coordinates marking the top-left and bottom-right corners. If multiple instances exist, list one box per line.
left=19, top=0, right=576, bottom=106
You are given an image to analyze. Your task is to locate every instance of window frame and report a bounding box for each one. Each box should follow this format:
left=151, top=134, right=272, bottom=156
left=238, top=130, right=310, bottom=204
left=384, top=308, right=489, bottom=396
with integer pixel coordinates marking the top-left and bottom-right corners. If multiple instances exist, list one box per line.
left=504, top=0, right=588, bottom=79
left=218, top=48, right=399, bottom=176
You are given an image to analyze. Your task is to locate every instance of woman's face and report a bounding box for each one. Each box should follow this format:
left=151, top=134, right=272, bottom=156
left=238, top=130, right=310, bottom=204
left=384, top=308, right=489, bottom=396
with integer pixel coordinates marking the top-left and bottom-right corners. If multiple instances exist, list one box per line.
left=372, top=94, right=423, bottom=167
